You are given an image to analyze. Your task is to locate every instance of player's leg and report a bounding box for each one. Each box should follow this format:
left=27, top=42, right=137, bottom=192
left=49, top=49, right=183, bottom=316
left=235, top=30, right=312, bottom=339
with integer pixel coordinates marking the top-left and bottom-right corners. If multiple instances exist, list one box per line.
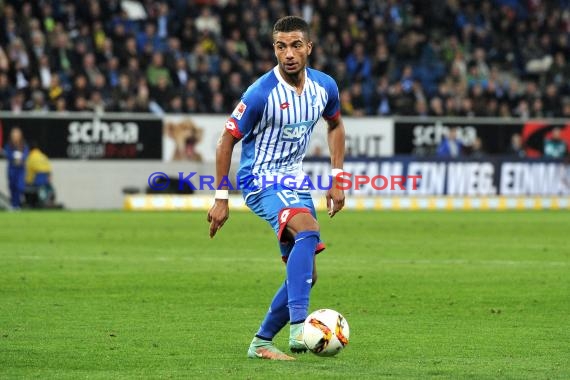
left=9, top=174, right=21, bottom=208
left=251, top=240, right=319, bottom=355
left=288, top=253, right=318, bottom=353
left=281, top=191, right=323, bottom=352
left=245, top=190, right=295, bottom=360
left=285, top=212, right=319, bottom=325
left=252, top=241, right=292, bottom=342
left=247, top=279, right=296, bottom=360
left=253, top=280, right=288, bottom=341
left=245, top=188, right=322, bottom=359
left=280, top=210, right=320, bottom=352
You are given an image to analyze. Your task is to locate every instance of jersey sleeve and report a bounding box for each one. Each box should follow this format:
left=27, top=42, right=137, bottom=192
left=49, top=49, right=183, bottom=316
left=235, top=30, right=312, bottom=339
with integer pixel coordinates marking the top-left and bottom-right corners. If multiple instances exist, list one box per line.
left=322, top=78, right=341, bottom=122
left=225, top=87, right=264, bottom=140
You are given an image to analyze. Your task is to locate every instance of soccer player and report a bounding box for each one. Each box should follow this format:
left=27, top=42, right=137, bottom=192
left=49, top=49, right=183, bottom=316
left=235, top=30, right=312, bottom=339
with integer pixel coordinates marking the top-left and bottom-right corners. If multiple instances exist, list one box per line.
left=207, top=16, right=346, bottom=360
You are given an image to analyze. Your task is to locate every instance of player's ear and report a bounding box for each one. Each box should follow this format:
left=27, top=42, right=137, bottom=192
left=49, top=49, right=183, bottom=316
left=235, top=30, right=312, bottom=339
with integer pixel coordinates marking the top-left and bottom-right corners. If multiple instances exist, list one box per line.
left=307, top=41, right=313, bottom=56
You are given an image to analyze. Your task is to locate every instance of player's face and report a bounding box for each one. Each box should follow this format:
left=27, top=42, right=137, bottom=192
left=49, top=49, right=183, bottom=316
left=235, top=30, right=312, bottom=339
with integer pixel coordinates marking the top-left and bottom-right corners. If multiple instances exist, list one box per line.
left=273, top=31, right=312, bottom=78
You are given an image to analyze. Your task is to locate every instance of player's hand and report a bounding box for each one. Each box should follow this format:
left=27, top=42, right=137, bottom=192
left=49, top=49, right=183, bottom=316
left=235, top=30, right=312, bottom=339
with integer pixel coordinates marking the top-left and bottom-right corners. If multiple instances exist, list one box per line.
left=207, top=199, right=229, bottom=238
left=326, top=184, right=345, bottom=218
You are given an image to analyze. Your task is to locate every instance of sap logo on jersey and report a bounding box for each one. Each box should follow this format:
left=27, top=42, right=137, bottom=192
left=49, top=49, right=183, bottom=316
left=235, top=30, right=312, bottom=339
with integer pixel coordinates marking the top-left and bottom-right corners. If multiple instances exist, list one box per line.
left=280, top=121, right=313, bottom=142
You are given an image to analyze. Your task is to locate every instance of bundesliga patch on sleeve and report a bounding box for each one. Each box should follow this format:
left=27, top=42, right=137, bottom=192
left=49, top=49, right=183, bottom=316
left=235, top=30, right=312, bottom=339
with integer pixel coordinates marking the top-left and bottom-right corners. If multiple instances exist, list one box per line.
left=232, top=101, right=247, bottom=120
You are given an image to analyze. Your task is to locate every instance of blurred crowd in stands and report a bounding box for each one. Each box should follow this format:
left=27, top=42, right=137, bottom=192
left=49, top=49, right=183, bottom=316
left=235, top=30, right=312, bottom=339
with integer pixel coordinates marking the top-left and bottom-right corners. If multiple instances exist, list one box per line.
left=0, top=0, right=569, bottom=117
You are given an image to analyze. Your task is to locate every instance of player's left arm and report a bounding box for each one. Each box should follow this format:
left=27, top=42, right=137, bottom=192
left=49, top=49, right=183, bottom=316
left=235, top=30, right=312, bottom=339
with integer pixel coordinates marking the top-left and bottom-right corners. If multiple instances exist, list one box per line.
left=322, top=75, right=346, bottom=218
left=326, top=115, right=346, bottom=218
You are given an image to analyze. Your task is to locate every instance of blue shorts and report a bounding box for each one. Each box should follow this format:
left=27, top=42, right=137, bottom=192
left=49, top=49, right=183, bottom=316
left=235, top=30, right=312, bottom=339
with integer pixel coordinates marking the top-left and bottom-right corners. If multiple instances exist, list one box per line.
left=245, top=185, right=325, bottom=260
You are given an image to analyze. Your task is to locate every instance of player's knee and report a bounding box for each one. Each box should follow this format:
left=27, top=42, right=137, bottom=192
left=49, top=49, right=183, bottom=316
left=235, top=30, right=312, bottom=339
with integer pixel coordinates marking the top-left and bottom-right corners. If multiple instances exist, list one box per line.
left=282, top=209, right=319, bottom=238
left=290, top=214, right=319, bottom=234
left=301, top=218, right=319, bottom=233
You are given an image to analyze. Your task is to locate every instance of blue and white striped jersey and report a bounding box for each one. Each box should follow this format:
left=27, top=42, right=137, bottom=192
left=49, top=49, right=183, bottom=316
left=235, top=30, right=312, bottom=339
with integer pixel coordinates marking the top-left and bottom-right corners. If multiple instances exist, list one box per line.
left=225, top=66, right=341, bottom=197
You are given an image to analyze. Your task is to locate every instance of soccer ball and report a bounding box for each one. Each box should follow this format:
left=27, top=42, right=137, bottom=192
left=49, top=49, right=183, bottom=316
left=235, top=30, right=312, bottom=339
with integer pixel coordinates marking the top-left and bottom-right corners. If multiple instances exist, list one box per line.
left=302, top=309, right=350, bottom=356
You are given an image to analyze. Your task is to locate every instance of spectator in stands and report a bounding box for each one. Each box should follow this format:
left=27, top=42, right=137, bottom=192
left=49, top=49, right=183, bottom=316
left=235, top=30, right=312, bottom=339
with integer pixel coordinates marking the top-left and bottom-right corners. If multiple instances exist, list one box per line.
left=73, top=96, right=89, bottom=112
left=150, top=74, right=175, bottom=111
left=429, top=97, right=445, bottom=117
left=373, top=76, right=391, bottom=116
left=508, top=133, right=526, bottom=158
left=437, top=127, right=464, bottom=158
left=514, top=99, right=530, bottom=119
left=184, top=95, right=200, bottom=113
left=134, top=81, right=152, bottom=113
left=345, top=42, right=371, bottom=83
left=485, top=98, right=499, bottom=117
left=562, top=100, right=570, bottom=119
left=26, top=90, right=49, bottom=113
left=415, top=99, right=429, bottom=117
left=0, top=0, right=567, bottom=119
left=81, top=52, right=103, bottom=87
left=147, top=52, right=171, bottom=87
left=469, top=137, right=486, bottom=158
left=54, top=97, right=68, bottom=113
left=171, top=57, right=189, bottom=87
left=88, top=91, right=106, bottom=113
left=119, top=36, right=139, bottom=68
left=209, top=92, right=226, bottom=113
left=0, top=46, right=9, bottom=72
left=9, top=91, right=25, bottom=113
left=543, top=84, right=562, bottom=117
left=46, top=70, right=64, bottom=100
left=195, top=6, right=222, bottom=36
left=0, top=72, right=12, bottom=110
left=49, top=32, right=73, bottom=80
left=498, top=102, right=513, bottom=118
left=340, top=89, right=355, bottom=116
left=547, top=53, right=570, bottom=91
left=531, top=98, right=545, bottom=118
left=106, top=57, right=121, bottom=89
left=167, top=95, right=184, bottom=114
left=349, top=82, right=366, bottom=116
left=544, top=127, right=568, bottom=159
left=2, top=127, right=29, bottom=209
left=470, top=84, right=487, bottom=116
left=136, top=22, right=164, bottom=53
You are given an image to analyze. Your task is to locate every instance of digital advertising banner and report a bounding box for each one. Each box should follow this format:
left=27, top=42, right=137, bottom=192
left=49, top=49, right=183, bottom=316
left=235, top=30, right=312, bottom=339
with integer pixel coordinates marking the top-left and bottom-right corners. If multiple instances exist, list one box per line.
left=3, top=115, right=568, bottom=163
left=394, top=118, right=570, bottom=157
left=303, top=157, right=570, bottom=196
left=0, top=115, right=162, bottom=159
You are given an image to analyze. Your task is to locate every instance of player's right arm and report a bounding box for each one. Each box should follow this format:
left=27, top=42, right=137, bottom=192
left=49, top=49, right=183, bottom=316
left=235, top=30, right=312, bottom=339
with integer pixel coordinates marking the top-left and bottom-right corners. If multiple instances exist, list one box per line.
left=207, top=129, right=239, bottom=238
left=207, top=84, right=264, bottom=238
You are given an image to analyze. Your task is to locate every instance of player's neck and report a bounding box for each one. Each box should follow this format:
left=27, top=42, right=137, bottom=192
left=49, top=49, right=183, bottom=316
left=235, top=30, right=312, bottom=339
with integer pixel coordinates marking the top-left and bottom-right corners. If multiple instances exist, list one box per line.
left=279, top=67, right=305, bottom=95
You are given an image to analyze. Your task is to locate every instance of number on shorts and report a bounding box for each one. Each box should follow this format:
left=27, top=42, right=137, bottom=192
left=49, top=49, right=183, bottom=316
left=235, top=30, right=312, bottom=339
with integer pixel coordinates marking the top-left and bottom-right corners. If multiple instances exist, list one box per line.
left=277, top=189, right=300, bottom=207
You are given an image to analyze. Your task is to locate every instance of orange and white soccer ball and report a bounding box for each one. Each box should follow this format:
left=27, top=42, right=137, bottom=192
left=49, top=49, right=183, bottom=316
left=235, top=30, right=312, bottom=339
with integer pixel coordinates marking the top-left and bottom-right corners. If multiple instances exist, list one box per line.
left=302, top=309, right=350, bottom=356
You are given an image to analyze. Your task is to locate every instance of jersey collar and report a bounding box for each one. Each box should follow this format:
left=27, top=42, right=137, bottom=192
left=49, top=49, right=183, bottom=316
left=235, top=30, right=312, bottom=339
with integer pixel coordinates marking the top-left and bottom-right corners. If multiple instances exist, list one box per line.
left=273, top=66, right=308, bottom=95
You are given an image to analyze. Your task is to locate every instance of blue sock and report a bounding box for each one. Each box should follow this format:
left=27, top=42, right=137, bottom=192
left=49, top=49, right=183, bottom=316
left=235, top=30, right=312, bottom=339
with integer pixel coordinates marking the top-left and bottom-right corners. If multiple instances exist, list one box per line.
left=255, top=281, right=289, bottom=340
left=287, top=230, right=319, bottom=324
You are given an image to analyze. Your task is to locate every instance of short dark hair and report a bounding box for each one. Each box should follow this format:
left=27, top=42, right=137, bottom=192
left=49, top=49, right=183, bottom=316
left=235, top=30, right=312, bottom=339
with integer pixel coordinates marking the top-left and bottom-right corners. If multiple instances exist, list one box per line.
left=273, top=16, right=310, bottom=41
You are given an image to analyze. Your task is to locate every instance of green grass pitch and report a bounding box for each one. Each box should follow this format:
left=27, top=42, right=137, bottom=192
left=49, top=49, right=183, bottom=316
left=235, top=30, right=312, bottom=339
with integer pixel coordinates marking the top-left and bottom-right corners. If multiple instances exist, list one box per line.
left=0, top=210, right=568, bottom=379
